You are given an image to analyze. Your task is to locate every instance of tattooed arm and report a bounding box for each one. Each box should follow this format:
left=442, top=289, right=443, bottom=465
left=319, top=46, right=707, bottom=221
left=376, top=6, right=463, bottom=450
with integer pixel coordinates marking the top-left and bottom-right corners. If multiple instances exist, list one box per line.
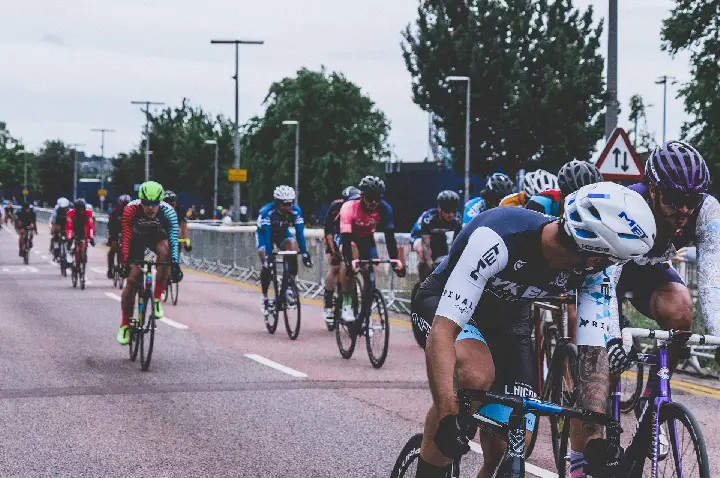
left=570, top=345, right=611, bottom=451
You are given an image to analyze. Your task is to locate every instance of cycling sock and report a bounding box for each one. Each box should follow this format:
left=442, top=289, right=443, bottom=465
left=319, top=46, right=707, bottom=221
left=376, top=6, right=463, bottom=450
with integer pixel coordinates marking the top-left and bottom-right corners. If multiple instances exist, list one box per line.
left=154, top=281, right=166, bottom=300
left=323, top=289, right=334, bottom=308
left=569, top=449, right=587, bottom=478
left=260, top=266, right=271, bottom=295
left=342, top=293, right=352, bottom=307
left=121, top=312, right=131, bottom=327
left=415, top=456, right=449, bottom=478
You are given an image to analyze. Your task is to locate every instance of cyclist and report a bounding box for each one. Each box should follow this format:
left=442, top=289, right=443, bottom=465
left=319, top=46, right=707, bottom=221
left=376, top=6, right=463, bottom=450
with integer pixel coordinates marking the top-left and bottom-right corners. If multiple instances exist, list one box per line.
left=4, top=201, right=15, bottom=226
left=499, top=169, right=558, bottom=207
left=411, top=190, right=461, bottom=282
left=256, top=185, right=313, bottom=315
left=164, top=190, right=192, bottom=253
left=462, top=173, right=515, bottom=227
left=15, top=202, right=37, bottom=257
left=570, top=140, right=720, bottom=477
left=338, top=176, right=406, bottom=322
left=410, top=182, right=656, bottom=478
left=321, top=185, right=360, bottom=326
left=117, top=181, right=183, bottom=345
left=65, top=198, right=95, bottom=270
left=106, top=194, right=131, bottom=278
left=49, top=197, right=71, bottom=260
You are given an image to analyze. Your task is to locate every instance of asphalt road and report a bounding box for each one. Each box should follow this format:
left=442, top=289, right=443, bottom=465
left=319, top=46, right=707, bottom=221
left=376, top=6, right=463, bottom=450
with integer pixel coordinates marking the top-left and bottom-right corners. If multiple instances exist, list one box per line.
left=1, top=226, right=719, bottom=477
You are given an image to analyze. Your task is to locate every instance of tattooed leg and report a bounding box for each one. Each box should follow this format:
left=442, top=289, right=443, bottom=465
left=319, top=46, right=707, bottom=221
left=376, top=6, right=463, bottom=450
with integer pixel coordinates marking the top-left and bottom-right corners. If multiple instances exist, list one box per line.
left=569, top=345, right=610, bottom=452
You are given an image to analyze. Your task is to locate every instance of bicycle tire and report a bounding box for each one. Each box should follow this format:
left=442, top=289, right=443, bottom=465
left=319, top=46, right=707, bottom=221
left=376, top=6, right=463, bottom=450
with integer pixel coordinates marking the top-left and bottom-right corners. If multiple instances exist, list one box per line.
left=366, top=289, right=389, bottom=368
left=264, top=270, right=279, bottom=334
left=171, top=278, right=179, bottom=306
left=71, top=266, right=78, bottom=288
left=283, top=275, right=301, bottom=340
left=620, top=335, right=645, bottom=413
left=140, top=286, right=155, bottom=371
left=390, top=434, right=459, bottom=478
left=335, top=279, right=360, bottom=359
left=527, top=321, right=557, bottom=459
left=544, top=341, right=578, bottom=474
left=129, top=289, right=142, bottom=362
left=80, top=260, right=86, bottom=290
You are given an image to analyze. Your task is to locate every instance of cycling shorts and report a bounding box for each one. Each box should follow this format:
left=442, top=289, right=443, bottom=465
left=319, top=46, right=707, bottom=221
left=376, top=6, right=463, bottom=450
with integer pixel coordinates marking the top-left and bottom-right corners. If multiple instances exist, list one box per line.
left=128, top=220, right=169, bottom=262
left=337, top=234, right=379, bottom=261
left=255, top=229, right=294, bottom=252
left=411, top=293, right=536, bottom=431
left=616, top=261, right=684, bottom=319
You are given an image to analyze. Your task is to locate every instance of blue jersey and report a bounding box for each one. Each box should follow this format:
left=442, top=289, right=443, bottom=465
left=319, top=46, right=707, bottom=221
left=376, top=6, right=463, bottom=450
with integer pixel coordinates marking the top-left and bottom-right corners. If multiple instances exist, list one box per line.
left=462, top=197, right=487, bottom=227
left=525, top=189, right=562, bottom=217
left=256, top=202, right=307, bottom=253
left=410, top=208, right=461, bottom=260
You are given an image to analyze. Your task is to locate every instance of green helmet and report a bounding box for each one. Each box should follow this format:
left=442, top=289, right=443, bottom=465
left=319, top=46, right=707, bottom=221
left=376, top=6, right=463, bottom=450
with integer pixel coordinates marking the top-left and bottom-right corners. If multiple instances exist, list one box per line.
left=138, top=181, right=165, bottom=202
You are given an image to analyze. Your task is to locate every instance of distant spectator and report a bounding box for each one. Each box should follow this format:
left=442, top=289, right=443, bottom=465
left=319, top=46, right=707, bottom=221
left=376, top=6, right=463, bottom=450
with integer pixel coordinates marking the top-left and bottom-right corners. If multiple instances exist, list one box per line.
left=221, top=208, right=233, bottom=225
left=199, top=204, right=207, bottom=220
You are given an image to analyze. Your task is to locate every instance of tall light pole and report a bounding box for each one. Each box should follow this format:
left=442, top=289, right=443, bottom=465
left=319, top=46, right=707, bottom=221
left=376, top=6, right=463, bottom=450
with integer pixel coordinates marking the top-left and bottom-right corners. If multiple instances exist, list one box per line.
left=655, top=75, right=677, bottom=144
left=67, top=143, right=85, bottom=199
left=282, top=120, right=300, bottom=203
left=204, top=139, right=219, bottom=213
left=91, top=128, right=114, bottom=210
left=446, top=76, right=471, bottom=203
left=131, top=100, right=164, bottom=181
left=210, top=39, right=264, bottom=220
left=605, top=0, right=619, bottom=139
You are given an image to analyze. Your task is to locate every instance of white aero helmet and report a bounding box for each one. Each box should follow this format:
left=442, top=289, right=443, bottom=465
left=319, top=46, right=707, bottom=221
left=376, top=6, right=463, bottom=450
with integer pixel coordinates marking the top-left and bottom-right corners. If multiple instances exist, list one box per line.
left=273, top=185, right=296, bottom=202
left=57, top=197, right=70, bottom=208
left=563, top=182, right=656, bottom=261
left=523, top=169, right=558, bottom=196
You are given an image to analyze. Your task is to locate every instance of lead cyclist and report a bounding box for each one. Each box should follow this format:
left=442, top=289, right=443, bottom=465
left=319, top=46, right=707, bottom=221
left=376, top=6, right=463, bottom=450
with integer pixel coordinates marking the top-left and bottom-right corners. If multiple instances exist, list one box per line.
left=570, top=140, right=720, bottom=477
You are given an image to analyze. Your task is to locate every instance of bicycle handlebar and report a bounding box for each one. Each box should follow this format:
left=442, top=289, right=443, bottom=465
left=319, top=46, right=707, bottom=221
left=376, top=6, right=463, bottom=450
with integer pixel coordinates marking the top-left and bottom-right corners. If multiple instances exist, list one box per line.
left=621, top=328, right=720, bottom=355
left=351, top=258, right=403, bottom=272
left=128, top=260, right=174, bottom=267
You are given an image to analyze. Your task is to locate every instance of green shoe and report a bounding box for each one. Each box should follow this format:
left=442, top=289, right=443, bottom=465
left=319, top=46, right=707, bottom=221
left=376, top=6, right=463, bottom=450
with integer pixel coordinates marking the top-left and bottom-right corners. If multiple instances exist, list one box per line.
left=117, top=325, right=130, bottom=345
left=153, top=299, right=164, bottom=318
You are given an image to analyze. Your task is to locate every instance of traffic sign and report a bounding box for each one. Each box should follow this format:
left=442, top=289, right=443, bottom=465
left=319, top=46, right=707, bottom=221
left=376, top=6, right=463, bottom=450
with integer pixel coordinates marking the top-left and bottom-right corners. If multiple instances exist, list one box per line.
left=22, top=189, right=29, bottom=196
left=97, top=189, right=108, bottom=197
left=228, top=168, right=248, bottom=182
left=595, top=127, right=644, bottom=181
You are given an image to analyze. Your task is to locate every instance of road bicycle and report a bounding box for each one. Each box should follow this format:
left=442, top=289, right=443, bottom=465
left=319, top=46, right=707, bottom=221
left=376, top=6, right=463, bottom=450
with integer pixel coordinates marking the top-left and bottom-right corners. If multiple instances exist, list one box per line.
left=163, top=239, right=188, bottom=305
left=70, top=238, right=88, bottom=290
left=618, top=293, right=645, bottom=413
left=128, top=260, right=171, bottom=371
left=391, top=388, right=618, bottom=478
left=262, top=250, right=302, bottom=340
left=334, top=258, right=400, bottom=369
left=20, top=228, right=34, bottom=265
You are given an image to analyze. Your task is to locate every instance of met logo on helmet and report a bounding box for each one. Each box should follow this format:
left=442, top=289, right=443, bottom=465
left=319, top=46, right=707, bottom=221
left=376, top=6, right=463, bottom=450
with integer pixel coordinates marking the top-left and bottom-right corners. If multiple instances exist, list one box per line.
left=618, top=211, right=648, bottom=239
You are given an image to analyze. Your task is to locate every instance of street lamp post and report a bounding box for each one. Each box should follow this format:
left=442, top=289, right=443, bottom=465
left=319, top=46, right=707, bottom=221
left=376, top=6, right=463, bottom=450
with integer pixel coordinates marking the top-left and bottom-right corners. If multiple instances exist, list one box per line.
left=446, top=76, right=471, bottom=203
left=282, top=120, right=300, bottom=202
left=655, top=75, right=677, bottom=144
left=204, top=140, right=219, bottom=213
left=210, top=39, right=264, bottom=221
left=67, top=143, right=85, bottom=199
left=605, top=0, right=619, bottom=139
left=131, top=100, right=164, bottom=181
left=91, top=128, right=115, bottom=210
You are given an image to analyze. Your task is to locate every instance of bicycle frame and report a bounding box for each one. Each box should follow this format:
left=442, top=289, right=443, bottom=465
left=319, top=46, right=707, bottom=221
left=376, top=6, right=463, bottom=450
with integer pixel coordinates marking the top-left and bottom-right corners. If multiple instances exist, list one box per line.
left=351, top=258, right=401, bottom=320
left=271, top=251, right=297, bottom=309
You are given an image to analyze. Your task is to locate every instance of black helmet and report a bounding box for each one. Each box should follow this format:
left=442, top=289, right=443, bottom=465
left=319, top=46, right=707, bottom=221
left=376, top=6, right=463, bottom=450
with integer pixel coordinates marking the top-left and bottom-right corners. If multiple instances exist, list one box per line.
left=164, top=190, right=177, bottom=203
left=117, top=194, right=132, bottom=206
left=342, top=186, right=361, bottom=200
left=558, top=160, right=604, bottom=196
left=436, top=190, right=460, bottom=212
left=73, top=198, right=86, bottom=210
left=486, top=173, right=515, bottom=197
left=358, top=176, right=385, bottom=199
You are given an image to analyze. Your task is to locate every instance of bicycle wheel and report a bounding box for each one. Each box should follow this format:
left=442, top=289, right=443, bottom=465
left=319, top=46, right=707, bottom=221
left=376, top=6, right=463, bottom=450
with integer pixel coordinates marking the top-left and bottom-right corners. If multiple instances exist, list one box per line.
left=140, top=287, right=155, bottom=371
left=391, top=434, right=459, bottom=478
left=129, top=289, right=143, bottom=362
left=71, top=266, right=78, bottom=288
left=80, top=261, right=86, bottom=290
left=171, top=278, right=179, bottom=305
left=283, top=275, right=301, bottom=340
left=543, top=341, right=578, bottom=475
left=335, top=279, right=360, bottom=359
left=60, top=252, right=67, bottom=277
left=366, top=289, right=390, bottom=368
left=264, top=270, right=279, bottom=334
left=620, top=336, right=645, bottom=413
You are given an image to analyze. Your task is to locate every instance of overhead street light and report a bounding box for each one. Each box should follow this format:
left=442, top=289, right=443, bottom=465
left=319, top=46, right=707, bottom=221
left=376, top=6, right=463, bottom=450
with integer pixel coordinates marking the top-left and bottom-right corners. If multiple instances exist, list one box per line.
left=204, top=139, right=219, bottom=214
left=282, top=120, right=300, bottom=203
left=446, top=76, right=471, bottom=203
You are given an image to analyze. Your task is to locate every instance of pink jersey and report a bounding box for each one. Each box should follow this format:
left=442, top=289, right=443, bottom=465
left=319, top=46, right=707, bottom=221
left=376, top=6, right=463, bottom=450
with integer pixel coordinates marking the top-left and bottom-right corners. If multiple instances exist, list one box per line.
left=338, top=198, right=394, bottom=238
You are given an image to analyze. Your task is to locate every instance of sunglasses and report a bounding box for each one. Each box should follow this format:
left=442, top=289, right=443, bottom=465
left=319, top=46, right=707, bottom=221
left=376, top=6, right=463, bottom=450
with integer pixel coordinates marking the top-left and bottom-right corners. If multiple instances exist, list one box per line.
left=363, top=195, right=381, bottom=205
left=141, top=199, right=160, bottom=207
left=659, top=189, right=703, bottom=210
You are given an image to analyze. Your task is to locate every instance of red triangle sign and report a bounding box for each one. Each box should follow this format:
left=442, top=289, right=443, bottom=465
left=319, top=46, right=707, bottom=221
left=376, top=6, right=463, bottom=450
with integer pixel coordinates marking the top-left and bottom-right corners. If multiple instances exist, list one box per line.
left=595, top=127, right=644, bottom=181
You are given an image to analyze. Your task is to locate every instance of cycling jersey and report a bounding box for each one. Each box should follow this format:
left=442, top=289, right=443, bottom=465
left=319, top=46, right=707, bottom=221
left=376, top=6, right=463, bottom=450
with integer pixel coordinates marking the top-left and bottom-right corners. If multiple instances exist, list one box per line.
left=121, top=200, right=179, bottom=264
left=577, top=183, right=720, bottom=346
left=107, top=206, right=124, bottom=240
left=66, top=208, right=94, bottom=241
left=339, top=197, right=398, bottom=264
left=462, top=197, right=487, bottom=226
left=256, top=202, right=307, bottom=254
left=499, top=191, right=528, bottom=207
left=324, top=198, right=345, bottom=237
left=50, top=206, right=70, bottom=226
left=525, top=189, right=562, bottom=217
left=15, top=209, right=36, bottom=228
left=410, top=208, right=461, bottom=260
left=173, top=203, right=187, bottom=224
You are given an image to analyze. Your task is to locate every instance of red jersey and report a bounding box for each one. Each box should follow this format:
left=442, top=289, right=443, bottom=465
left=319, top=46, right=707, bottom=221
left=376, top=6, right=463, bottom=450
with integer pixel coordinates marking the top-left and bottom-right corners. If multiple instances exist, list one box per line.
left=66, top=208, right=95, bottom=240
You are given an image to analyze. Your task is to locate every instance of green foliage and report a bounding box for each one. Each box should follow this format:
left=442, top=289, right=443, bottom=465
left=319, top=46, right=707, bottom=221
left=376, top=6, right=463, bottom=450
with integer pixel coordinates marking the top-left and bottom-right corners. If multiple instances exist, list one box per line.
left=661, top=0, right=720, bottom=190
left=402, top=0, right=605, bottom=176
left=628, top=94, right=657, bottom=152
left=35, top=140, right=75, bottom=202
left=240, top=67, right=390, bottom=212
left=0, top=122, right=35, bottom=196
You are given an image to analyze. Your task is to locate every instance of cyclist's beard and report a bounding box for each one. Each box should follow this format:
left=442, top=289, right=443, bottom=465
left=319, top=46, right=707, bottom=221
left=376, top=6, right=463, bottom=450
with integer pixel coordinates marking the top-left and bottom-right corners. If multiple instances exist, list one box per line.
left=654, top=194, right=689, bottom=231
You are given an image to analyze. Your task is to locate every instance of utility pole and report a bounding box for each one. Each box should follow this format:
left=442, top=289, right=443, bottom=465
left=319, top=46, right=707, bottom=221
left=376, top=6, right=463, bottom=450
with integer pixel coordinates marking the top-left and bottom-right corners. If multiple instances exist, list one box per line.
left=91, top=128, right=114, bottom=210
left=446, top=76, right=471, bottom=203
left=604, top=0, right=619, bottom=139
left=655, top=75, right=677, bottom=144
left=210, top=39, right=264, bottom=220
left=67, top=143, right=85, bottom=200
left=131, top=100, right=164, bottom=181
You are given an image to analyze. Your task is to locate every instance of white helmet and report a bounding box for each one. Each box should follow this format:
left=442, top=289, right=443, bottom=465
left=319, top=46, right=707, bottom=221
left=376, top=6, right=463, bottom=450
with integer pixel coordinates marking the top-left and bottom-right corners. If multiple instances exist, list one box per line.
left=563, top=182, right=656, bottom=260
left=523, top=169, right=558, bottom=196
left=85, top=203, right=92, bottom=210
left=273, top=185, right=296, bottom=202
left=57, top=197, right=70, bottom=208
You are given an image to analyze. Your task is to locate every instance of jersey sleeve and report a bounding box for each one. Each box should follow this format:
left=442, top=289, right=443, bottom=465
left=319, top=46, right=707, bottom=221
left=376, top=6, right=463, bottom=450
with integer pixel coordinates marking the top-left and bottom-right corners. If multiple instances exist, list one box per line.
left=576, top=265, right=622, bottom=346
left=380, top=201, right=395, bottom=230
left=161, top=203, right=180, bottom=263
left=462, top=198, right=486, bottom=226
left=410, top=211, right=429, bottom=240
left=50, top=206, right=57, bottom=224
left=292, top=205, right=308, bottom=253
left=86, top=211, right=94, bottom=238
left=259, top=206, right=273, bottom=253
left=694, top=195, right=720, bottom=335
left=434, top=226, right=509, bottom=328
left=121, top=204, right=137, bottom=263
left=338, top=201, right=354, bottom=234
left=323, top=202, right=340, bottom=235
left=65, top=209, right=74, bottom=239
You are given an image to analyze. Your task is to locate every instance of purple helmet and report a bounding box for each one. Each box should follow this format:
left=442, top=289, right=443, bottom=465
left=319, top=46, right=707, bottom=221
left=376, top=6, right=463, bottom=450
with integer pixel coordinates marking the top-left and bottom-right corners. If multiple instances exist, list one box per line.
left=645, top=140, right=709, bottom=193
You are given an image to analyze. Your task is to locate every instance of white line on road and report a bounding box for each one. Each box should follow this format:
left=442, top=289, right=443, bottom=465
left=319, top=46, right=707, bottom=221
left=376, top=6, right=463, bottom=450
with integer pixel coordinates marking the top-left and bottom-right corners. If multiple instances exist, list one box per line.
left=41, top=255, right=47, bottom=260
left=91, top=267, right=106, bottom=275
left=467, top=441, right=557, bottom=478
left=48, top=261, right=56, bottom=266
left=2, top=268, right=7, bottom=272
left=33, top=250, right=40, bottom=255
left=105, top=292, right=121, bottom=301
left=244, top=354, right=308, bottom=378
left=103, top=292, right=188, bottom=329
left=27, top=266, right=38, bottom=272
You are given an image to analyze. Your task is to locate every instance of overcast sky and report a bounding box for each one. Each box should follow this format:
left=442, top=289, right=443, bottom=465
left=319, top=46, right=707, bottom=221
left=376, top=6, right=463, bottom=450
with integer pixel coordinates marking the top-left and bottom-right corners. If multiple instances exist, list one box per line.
left=0, top=0, right=691, bottom=163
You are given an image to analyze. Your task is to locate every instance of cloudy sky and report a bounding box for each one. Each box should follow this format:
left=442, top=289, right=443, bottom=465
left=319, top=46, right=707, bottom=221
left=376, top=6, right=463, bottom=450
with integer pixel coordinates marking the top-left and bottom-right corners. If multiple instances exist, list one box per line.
left=0, top=0, right=691, bottom=162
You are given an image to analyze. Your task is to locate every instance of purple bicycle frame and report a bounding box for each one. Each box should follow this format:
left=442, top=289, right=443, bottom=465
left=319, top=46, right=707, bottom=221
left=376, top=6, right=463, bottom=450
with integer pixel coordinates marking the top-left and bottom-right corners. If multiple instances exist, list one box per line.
left=610, top=345, right=683, bottom=477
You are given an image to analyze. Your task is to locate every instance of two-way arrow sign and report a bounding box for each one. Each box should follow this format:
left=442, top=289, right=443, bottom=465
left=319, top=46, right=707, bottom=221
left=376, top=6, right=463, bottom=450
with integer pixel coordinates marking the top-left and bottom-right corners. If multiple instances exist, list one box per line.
left=612, top=148, right=630, bottom=172
left=595, top=127, right=643, bottom=180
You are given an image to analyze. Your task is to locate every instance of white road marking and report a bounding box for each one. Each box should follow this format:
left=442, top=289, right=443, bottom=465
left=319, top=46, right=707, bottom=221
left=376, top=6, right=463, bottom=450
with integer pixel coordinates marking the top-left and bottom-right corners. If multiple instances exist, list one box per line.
left=48, top=261, right=56, bottom=266
left=159, top=317, right=189, bottom=330
left=27, top=266, right=38, bottom=272
left=2, top=268, right=7, bottom=272
left=244, top=354, right=308, bottom=378
left=33, top=250, right=40, bottom=255
left=41, top=255, right=48, bottom=260
left=105, top=292, right=121, bottom=301
left=91, top=267, right=106, bottom=275
left=468, top=441, right=557, bottom=478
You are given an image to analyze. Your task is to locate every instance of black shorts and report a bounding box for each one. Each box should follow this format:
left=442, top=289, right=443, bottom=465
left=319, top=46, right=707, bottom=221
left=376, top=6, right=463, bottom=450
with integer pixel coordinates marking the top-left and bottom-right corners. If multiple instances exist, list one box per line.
left=411, top=293, right=537, bottom=430
left=616, top=261, right=684, bottom=319
left=128, top=231, right=168, bottom=263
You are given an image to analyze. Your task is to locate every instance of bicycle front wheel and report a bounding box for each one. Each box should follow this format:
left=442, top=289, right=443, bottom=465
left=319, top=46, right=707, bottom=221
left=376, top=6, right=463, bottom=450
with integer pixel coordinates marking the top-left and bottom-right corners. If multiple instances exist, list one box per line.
left=391, top=434, right=459, bottom=478
left=171, top=278, right=179, bottom=305
left=620, top=335, right=644, bottom=413
left=283, top=275, right=301, bottom=340
left=139, top=287, right=155, bottom=371
left=544, top=341, right=578, bottom=477
left=335, top=280, right=360, bottom=359
left=129, top=289, right=143, bottom=362
left=366, top=289, right=389, bottom=368
left=264, top=271, right=279, bottom=334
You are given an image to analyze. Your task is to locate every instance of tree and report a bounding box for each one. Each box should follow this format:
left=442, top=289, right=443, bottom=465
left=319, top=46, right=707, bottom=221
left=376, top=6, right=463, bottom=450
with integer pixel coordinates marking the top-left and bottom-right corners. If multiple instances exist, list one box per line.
left=35, top=140, right=75, bottom=203
left=0, top=122, right=35, bottom=199
left=240, top=67, right=391, bottom=212
left=402, top=0, right=605, bottom=177
left=628, top=94, right=657, bottom=152
left=661, top=0, right=720, bottom=188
